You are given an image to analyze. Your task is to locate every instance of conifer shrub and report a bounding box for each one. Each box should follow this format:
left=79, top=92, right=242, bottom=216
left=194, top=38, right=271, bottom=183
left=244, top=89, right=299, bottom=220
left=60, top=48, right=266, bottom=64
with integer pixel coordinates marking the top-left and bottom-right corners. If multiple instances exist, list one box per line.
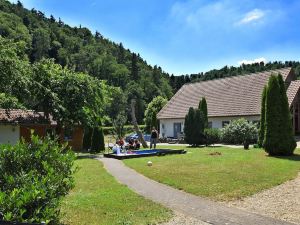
left=82, top=127, right=93, bottom=151
left=263, top=74, right=296, bottom=155
left=184, top=107, right=195, bottom=145
left=258, top=86, right=267, bottom=147
left=184, top=107, right=205, bottom=146
left=91, top=126, right=105, bottom=153
left=198, top=97, right=208, bottom=128
left=0, top=135, right=75, bottom=224
left=193, top=109, right=205, bottom=146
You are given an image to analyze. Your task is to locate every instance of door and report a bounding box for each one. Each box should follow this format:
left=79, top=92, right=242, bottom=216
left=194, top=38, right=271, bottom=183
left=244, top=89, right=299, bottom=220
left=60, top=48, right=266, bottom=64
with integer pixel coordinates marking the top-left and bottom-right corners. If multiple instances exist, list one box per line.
left=173, top=123, right=181, bottom=138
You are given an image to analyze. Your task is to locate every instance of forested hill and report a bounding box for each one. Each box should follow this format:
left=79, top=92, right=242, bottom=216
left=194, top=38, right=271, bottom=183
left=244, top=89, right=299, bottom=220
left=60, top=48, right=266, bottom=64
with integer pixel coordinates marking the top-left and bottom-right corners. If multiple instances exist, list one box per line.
left=1, top=0, right=300, bottom=126
left=0, top=0, right=173, bottom=124
left=170, top=61, right=300, bottom=92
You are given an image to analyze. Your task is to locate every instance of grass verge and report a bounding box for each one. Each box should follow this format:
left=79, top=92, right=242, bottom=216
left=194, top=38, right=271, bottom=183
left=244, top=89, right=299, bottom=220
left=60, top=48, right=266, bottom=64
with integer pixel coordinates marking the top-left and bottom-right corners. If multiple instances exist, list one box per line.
left=61, top=157, right=172, bottom=225
left=124, top=146, right=300, bottom=201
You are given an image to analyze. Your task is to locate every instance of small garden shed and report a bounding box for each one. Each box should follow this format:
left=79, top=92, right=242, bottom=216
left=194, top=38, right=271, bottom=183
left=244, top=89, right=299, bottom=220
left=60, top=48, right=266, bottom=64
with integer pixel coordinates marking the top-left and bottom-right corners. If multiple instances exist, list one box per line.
left=0, top=109, right=83, bottom=151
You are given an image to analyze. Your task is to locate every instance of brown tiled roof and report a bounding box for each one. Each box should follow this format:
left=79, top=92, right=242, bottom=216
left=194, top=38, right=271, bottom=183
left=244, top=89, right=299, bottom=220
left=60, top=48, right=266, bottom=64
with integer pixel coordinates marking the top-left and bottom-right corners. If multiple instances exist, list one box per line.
left=287, top=80, right=300, bottom=106
left=158, top=68, right=293, bottom=119
left=0, top=109, right=56, bottom=125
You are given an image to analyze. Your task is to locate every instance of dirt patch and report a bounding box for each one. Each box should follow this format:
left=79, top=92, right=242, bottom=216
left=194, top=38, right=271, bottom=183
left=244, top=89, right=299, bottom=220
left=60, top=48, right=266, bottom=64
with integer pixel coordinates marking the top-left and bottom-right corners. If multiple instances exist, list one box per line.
left=208, top=151, right=222, bottom=156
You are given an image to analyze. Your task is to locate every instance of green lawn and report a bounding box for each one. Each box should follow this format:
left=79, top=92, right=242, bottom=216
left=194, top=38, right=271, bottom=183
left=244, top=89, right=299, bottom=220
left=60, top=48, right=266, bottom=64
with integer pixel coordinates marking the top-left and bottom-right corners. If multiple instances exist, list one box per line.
left=61, top=158, right=172, bottom=225
left=124, top=146, right=300, bottom=201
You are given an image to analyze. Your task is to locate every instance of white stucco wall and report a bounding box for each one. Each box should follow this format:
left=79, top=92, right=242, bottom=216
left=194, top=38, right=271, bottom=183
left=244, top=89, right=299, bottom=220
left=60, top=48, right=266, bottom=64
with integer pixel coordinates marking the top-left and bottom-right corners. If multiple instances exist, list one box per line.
left=159, top=115, right=260, bottom=138
left=0, top=125, right=20, bottom=145
left=160, top=118, right=184, bottom=138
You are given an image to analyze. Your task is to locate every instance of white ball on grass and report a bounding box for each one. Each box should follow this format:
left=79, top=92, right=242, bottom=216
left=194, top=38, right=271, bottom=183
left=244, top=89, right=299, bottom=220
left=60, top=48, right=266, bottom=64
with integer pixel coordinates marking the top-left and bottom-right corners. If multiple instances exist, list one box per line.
left=147, top=161, right=153, bottom=166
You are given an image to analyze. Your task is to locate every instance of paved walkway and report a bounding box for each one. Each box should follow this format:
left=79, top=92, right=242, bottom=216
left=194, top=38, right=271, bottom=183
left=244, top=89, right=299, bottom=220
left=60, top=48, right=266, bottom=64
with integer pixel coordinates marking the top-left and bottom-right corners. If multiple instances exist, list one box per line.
left=98, top=157, right=295, bottom=225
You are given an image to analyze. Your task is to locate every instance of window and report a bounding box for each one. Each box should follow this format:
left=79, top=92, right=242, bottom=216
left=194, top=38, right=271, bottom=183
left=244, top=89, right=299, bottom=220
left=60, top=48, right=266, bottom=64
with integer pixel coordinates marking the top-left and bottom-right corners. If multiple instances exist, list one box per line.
left=222, top=121, right=230, bottom=128
left=208, top=122, right=212, bottom=128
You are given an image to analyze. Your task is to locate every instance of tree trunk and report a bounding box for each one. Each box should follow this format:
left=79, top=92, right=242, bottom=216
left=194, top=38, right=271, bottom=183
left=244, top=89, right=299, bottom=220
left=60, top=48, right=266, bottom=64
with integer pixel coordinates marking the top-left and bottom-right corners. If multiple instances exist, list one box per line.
left=131, top=99, right=148, bottom=148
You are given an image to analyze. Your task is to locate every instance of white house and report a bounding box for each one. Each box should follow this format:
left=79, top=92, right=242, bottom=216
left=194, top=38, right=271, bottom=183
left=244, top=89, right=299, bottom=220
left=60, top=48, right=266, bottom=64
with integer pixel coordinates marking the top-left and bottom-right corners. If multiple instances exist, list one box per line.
left=157, top=68, right=300, bottom=138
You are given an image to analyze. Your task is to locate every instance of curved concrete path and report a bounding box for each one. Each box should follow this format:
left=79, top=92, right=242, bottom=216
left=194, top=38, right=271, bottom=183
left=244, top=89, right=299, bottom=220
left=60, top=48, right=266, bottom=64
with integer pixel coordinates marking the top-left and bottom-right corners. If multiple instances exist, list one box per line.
left=98, top=157, right=295, bottom=225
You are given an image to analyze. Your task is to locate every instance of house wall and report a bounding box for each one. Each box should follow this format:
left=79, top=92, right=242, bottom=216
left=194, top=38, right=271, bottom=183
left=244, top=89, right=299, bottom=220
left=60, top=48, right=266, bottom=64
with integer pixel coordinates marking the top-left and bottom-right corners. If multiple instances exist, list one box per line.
left=20, top=125, right=83, bottom=151
left=159, top=115, right=260, bottom=138
left=0, top=125, right=20, bottom=144
left=20, top=125, right=48, bottom=142
left=160, top=119, right=184, bottom=138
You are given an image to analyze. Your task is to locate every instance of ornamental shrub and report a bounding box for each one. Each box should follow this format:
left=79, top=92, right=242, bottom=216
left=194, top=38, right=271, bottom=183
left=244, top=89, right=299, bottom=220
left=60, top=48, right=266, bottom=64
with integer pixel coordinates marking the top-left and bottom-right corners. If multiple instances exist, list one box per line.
left=221, top=118, right=258, bottom=145
left=204, top=128, right=221, bottom=146
left=184, top=107, right=205, bottom=146
left=198, top=97, right=208, bottom=128
left=276, top=74, right=296, bottom=155
left=263, top=74, right=296, bottom=155
left=193, top=109, right=205, bottom=146
left=0, top=135, right=75, bottom=224
left=184, top=107, right=195, bottom=145
left=83, top=127, right=93, bottom=151
left=91, top=126, right=105, bottom=153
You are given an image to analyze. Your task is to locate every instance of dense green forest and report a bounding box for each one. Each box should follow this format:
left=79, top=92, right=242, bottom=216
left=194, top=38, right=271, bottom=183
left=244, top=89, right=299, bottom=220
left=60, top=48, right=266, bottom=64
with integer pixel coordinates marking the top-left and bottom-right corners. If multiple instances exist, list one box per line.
left=0, top=0, right=300, bottom=128
left=0, top=0, right=173, bottom=125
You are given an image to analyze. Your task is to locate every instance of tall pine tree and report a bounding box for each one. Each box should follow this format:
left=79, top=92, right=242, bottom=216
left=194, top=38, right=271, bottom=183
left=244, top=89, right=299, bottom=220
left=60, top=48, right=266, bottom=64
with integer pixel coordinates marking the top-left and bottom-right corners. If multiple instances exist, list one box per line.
left=263, top=74, right=296, bottom=155
left=276, top=74, right=296, bottom=155
left=263, top=75, right=282, bottom=154
left=258, top=86, right=267, bottom=147
left=131, top=53, right=139, bottom=80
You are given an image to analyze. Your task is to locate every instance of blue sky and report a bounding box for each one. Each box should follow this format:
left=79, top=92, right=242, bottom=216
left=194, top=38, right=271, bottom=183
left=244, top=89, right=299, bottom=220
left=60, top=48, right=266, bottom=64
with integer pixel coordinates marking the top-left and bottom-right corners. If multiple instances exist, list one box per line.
left=9, top=0, right=300, bottom=75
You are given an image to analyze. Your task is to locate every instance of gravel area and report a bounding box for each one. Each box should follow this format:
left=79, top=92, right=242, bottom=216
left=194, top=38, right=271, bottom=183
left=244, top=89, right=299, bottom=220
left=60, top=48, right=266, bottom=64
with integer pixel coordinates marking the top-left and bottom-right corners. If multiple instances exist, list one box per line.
left=161, top=211, right=210, bottom=225
left=228, top=172, right=300, bottom=225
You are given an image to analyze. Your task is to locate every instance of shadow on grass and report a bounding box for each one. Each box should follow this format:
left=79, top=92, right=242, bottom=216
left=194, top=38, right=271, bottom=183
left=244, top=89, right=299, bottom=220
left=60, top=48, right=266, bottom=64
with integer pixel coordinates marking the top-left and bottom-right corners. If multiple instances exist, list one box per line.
left=75, top=152, right=103, bottom=160
left=271, top=154, right=300, bottom=161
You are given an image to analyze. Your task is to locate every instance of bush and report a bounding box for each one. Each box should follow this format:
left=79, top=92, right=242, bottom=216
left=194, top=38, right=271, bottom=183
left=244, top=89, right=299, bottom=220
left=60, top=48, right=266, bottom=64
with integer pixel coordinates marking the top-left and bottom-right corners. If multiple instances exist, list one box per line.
left=204, top=128, right=221, bottom=146
left=258, top=86, right=267, bottom=147
left=0, top=135, right=75, bottom=224
left=82, top=127, right=93, bottom=151
left=264, top=74, right=296, bottom=155
left=184, top=107, right=205, bottom=146
left=91, top=126, right=105, bottom=153
left=221, top=118, right=258, bottom=145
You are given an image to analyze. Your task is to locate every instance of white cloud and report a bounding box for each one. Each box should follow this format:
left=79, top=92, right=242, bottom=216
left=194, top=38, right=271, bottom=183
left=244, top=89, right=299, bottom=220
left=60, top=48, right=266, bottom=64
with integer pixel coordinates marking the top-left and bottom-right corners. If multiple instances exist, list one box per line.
left=238, top=57, right=267, bottom=65
left=237, top=9, right=266, bottom=25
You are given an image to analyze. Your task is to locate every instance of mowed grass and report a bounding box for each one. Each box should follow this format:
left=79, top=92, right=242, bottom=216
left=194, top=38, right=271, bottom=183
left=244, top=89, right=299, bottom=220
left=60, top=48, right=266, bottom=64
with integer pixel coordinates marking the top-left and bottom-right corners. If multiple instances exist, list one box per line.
left=124, top=146, right=300, bottom=201
left=61, top=158, right=172, bottom=225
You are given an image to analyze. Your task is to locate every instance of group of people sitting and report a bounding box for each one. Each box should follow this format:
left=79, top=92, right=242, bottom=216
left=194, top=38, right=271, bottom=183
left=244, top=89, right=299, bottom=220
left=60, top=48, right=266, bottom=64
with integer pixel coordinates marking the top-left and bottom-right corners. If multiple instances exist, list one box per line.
left=112, top=138, right=141, bottom=155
